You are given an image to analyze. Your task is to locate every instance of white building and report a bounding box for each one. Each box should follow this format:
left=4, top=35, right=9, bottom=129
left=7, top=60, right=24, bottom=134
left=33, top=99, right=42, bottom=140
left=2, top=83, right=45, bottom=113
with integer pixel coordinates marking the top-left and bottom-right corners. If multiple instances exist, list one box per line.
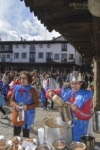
left=0, top=36, right=82, bottom=73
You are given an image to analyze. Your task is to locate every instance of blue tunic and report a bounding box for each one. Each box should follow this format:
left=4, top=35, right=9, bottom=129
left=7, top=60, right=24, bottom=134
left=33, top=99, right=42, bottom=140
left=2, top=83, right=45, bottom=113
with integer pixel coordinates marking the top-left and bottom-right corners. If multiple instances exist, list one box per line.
left=40, top=90, right=46, bottom=103
left=14, top=84, right=35, bottom=129
left=2, top=83, right=10, bottom=96
left=60, top=87, right=93, bottom=141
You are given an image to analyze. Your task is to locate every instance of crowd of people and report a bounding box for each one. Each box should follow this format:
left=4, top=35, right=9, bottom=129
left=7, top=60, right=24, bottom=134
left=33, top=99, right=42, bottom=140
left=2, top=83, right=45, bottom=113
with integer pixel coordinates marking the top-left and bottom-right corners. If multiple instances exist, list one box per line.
left=0, top=70, right=94, bottom=140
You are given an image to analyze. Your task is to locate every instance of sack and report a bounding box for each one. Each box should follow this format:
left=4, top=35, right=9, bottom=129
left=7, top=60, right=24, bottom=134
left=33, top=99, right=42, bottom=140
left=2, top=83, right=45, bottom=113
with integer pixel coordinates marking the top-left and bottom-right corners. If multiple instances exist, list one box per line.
left=12, top=109, right=25, bottom=126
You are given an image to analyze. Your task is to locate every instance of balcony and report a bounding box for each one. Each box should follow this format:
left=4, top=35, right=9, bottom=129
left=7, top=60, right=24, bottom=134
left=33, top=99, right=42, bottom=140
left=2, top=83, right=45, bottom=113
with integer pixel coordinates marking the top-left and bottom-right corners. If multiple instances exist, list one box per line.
left=29, top=58, right=35, bottom=62
left=46, top=58, right=52, bottom=63
left=61, top=59, right=67, bottom=63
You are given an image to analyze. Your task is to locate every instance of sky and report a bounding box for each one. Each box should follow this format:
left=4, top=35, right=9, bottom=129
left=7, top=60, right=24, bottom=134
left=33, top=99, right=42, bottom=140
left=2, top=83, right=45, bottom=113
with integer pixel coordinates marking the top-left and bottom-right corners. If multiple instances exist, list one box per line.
left=0, top=0, right=60, bottom=41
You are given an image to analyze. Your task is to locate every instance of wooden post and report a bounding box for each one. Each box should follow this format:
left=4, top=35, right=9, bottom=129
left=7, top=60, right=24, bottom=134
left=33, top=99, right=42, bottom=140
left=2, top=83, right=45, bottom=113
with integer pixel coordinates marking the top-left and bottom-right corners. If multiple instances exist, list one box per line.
left=93, top=56, right=100, bottom=111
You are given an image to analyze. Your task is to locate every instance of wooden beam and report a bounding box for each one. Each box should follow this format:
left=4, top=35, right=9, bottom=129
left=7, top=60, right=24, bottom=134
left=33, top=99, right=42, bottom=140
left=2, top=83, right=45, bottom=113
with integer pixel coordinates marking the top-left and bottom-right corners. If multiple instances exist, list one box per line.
left=66, top=38, right=91, bottom=42
left=52, top=22, right=91, bottom=33
left=46, top=13, right=90, bottom=26
left=63, top=34, right=91, bottom=40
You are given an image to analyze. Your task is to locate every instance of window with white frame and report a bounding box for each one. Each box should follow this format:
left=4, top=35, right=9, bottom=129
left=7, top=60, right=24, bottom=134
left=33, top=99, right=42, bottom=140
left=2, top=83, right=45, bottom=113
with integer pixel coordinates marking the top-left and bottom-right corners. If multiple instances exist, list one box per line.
left=14, top=53, right=19, bottom=59
left=30, top=52, right=35, bottom=58
left=69, top=54, right=73, bottom=60
left=21, top=53, right=27, bottom=59
left=38, top=52, right=44, bottom=58
left=54, top=54, right=59, bottom=60
left=46, top=52, right=52, bottom=58
left=61, top=54, right=67, bottom=60
left=7, top=54, right=10, bottom=58
left=30, top=45, right=35, bottom=51
left=61, top=43, right=67, bottom=51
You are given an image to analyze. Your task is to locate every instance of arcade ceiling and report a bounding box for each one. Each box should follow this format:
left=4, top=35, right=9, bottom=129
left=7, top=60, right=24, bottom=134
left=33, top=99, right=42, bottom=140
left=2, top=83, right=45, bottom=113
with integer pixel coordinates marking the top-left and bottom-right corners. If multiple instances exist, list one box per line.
left=20, top=0, right=100, bottom=61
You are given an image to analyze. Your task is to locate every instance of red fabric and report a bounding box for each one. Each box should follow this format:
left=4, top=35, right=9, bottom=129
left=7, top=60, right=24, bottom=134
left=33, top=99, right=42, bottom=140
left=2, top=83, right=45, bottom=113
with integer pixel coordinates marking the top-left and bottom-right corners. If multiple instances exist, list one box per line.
left=70, top=93, right=76, bottom=104
left=73, top=98, right=93, bottom=120
left=6, top=81, right=20, bottom=99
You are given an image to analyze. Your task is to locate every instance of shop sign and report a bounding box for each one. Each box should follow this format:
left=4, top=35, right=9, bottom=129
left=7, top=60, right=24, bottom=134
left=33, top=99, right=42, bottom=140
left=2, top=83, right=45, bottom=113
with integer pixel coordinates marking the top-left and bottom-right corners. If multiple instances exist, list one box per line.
left=69, top=2, right=88, bottom=10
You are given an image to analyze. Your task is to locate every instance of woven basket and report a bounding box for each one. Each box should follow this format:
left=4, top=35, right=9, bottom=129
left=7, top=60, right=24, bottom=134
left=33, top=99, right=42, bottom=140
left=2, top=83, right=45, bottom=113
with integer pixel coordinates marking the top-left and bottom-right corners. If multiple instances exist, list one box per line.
left=88, top=0, right=100, bottom=17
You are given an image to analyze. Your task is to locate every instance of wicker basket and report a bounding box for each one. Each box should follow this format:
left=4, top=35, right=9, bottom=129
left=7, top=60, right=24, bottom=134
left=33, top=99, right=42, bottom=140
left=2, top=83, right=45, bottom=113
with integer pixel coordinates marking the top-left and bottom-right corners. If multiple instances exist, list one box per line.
left=88, top=0, right=100, bottom=17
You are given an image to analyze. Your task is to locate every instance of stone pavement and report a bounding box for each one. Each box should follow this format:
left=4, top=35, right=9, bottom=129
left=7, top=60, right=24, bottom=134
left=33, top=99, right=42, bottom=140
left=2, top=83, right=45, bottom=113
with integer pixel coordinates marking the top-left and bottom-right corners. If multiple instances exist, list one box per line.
left=0, top=105, right=59, bottom=138
left=0, top=105, right=100, bottom=149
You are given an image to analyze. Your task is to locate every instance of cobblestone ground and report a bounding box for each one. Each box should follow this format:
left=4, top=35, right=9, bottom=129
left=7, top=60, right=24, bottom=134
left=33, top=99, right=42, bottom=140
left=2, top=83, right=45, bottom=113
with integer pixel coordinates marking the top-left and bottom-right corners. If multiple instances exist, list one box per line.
left=0, top=105, right=59, bottom=138
left=0, top=105, right=100, bottom=149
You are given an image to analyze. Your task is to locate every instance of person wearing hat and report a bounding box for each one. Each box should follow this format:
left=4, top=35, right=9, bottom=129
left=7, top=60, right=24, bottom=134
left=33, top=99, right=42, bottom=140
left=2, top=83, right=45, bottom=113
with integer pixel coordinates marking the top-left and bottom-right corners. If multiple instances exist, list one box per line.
left=46, top=71, right=93, bottom=141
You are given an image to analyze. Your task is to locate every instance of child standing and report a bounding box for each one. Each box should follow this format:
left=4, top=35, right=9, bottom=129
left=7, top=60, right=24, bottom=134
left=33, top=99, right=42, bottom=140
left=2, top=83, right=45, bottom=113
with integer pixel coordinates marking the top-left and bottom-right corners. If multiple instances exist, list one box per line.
left=0, top=89, right=8, bottom=119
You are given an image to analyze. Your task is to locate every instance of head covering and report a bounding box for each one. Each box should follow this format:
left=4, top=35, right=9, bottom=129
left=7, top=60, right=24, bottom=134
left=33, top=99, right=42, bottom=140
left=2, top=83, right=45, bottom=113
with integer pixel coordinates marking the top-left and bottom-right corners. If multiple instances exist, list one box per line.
left=70, top=71, right=83, bottom=82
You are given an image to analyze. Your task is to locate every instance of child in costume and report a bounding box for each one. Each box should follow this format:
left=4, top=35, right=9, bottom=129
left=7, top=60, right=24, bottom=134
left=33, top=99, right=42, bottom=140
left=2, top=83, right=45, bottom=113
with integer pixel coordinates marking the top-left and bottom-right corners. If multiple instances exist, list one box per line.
left=46, top=72, right=93, bottom=141
left=10, top=71, right=39, bottom=137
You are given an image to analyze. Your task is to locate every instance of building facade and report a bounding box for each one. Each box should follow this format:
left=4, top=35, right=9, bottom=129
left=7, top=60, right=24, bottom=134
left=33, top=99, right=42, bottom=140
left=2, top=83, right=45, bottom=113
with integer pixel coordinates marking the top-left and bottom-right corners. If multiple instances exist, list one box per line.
left=0, top=36, right=82, bottom=73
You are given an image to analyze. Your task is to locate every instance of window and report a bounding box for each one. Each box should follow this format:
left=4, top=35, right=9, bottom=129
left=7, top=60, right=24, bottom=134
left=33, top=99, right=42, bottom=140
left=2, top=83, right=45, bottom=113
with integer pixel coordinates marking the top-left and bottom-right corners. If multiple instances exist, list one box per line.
left=30, top=45, right=35, bottom=51
left=61, top=54, right=67, bottom=60
left=15, top=44, right=19, bottom=48
left=61, top=43, right=67, bottom=51
left=7, top=54, right=10, bottom=58
left=30, top=52, right=35, bottom=58
left=4, top=45, right=9, bottom=51
left=47, top=44, right=51, bottom=48
left=69, top=54, right=73, bottom=60
left=21, top=53, right=27, bottom=59
left=0, top=45, right=3, bottom=50
left=14, top=53, right=19, bottom=59
left=54, top=54, right=59, bottom=60
left=38, top=52, right=44, bottom=58
left=46, top=52, right=52, bottom=58
left=79, top=57, right=81, bottom=62
left=39, top=44, right=43, bottom=48
left=23, top=44, right=26, bottom=48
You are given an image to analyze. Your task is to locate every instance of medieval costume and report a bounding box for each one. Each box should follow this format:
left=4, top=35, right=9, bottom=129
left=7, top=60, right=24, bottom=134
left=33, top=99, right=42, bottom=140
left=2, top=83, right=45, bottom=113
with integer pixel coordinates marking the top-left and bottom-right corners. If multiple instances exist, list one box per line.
left=46, top=72, right=93, bottom=141
left=10, top=71, right=39, bottom=138
left=10, top=84, right=39, bottom=137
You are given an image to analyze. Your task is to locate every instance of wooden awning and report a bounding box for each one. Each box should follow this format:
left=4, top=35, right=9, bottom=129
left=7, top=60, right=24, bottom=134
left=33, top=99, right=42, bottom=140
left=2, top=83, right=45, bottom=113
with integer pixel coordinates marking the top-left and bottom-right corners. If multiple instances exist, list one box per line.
left=20, top=0, right=100, bottom=60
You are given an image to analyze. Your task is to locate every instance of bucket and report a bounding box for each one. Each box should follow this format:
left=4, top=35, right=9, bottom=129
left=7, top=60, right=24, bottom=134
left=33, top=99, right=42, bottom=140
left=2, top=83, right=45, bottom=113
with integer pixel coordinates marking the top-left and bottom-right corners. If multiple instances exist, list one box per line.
left=93, top=111, right=100, bottom=133
left=81, top=134, right=95, bottom=150
left=45, top=117, right=72, bottom=149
